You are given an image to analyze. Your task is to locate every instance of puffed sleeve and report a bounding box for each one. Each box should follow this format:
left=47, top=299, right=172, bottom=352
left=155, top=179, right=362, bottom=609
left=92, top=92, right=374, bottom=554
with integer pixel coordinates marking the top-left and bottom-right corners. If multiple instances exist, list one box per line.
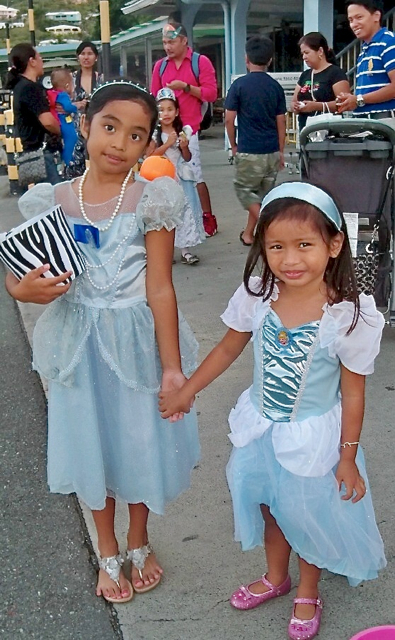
left=135, top=176, right=184, bottom=234
left=319, top=294, right=385, bottom=375
left=220, top=277, right=264, bottom=333
left=18, top=183, right=55, bottom=221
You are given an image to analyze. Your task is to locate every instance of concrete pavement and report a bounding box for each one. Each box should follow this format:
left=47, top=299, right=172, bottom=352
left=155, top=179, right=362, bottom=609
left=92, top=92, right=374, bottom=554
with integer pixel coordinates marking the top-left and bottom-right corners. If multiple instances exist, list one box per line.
left=1, top=125, right=394, bottom=640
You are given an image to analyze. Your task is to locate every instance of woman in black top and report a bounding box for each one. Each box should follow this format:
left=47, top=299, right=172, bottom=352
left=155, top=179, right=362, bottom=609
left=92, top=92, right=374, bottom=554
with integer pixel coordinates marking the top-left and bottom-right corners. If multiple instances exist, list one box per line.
left=291, top=32, right=350, bottom=130
left=5, top=43, right=61, bottom=184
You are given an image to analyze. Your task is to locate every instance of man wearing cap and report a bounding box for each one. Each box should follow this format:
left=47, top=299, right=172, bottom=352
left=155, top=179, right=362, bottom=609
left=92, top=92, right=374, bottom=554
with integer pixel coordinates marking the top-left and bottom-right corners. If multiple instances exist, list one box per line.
left=151, top=22, right=218, bottom=236
left=336, top=0, right=395, bottom=127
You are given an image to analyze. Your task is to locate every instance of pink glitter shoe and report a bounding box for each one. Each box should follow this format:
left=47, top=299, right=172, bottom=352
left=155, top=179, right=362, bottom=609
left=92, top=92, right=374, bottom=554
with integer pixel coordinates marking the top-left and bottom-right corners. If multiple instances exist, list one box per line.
left=230, top=573, right=291, bottom=610
left=288, top=596, right=323, bottom=640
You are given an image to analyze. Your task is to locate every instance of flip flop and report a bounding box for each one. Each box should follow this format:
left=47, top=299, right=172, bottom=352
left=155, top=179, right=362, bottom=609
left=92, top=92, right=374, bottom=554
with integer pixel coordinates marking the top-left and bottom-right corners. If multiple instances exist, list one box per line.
left=98, top=554, right=134, bottom=604
left=127, top=543, right=162, bottom=594
left=239, top=231, right=253, bottom=246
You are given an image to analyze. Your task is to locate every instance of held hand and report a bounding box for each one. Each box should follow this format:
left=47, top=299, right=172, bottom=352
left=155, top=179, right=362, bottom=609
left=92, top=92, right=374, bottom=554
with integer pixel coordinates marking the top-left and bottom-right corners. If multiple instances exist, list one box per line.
left=231, top=144, right=238, bottom=157
left=160, top=370, right=193, bottom=423
left=55, top=103, right=66, bottom=115
left=159, top=372, right=194, bottom=422
left=9, top=264, right=72, bottom=304
left=166, top=80, right=188, bottom=92
left=335, top=459, right=366, bottom=503
left=336, top=93, right=357, bottom=113
left=279, top=151, right=285, bottom=170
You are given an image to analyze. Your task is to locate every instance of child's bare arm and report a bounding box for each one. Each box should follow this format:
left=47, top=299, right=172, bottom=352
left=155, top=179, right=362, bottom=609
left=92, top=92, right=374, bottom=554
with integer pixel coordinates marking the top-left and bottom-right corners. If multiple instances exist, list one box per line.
left=159, top=329, right=251, bottom=418
left=5, top=265, right=71, bottom=304
left=336, top=365, right=366, bottom=503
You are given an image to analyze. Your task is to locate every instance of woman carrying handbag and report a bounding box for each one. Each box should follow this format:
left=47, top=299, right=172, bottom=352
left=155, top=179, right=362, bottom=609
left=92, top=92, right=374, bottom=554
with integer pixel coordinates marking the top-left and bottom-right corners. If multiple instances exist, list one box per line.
left=291, top=32, right=350, bottom=131
left=5, top=43, right=61, bottom=186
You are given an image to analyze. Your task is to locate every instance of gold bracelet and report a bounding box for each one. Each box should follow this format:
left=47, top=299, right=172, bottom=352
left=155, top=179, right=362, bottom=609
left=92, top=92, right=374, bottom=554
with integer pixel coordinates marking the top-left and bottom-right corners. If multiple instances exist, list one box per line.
left=340, top=441, right=359, bottom=448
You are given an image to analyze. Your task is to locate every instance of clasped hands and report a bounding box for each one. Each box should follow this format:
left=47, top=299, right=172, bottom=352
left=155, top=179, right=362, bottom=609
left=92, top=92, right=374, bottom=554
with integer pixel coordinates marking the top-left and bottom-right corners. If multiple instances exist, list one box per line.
left=159, top=372, right=194, bottom=423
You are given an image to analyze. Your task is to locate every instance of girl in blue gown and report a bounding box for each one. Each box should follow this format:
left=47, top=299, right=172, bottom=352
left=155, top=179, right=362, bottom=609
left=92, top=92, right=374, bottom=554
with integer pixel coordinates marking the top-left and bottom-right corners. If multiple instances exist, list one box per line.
left=159, top=182, right=386, bottom=640
left=5, top=81, right=200, bottom=604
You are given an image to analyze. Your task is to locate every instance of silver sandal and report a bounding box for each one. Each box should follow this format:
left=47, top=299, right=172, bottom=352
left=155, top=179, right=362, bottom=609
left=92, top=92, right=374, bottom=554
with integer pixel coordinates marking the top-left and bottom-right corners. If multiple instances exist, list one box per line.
left=98, top=554, right=133, bottom=603
left=126, top=543, right=161, bottom=593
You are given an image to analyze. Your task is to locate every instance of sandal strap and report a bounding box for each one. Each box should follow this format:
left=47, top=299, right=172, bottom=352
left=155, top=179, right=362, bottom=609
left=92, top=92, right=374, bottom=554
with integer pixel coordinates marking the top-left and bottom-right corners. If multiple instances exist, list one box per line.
left=293, top=596, right=323, bottom=607
left=98, top=553, right=123, bottom=587
left=126, top=543, right=153, bottom=571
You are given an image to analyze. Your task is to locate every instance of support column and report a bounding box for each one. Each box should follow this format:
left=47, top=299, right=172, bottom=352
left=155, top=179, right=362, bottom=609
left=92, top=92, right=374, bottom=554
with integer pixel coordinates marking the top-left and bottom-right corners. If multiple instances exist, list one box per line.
left=27, top=0, right=35, bottom=47
left=303, top=0, right=334, bottom=46
left=229, top=0, right=251, bottom=81
left=180, top=3, right=200, bottom=46
left=145, top=38, right=152, bottom=88
left=100, top=0, right=111, bottom=80
left=120, top=46, right=128, bottom=77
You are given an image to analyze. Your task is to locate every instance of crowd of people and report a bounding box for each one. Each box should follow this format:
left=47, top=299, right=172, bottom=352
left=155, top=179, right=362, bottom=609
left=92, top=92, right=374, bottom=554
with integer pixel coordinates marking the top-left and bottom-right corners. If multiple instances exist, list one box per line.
left=2, top=2, right=394, bottom=639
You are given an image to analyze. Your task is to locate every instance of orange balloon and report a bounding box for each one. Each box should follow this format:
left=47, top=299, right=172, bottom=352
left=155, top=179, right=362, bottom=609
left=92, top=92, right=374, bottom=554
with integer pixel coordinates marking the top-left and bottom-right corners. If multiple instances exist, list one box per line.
left=139, top=156, right=176, bottom=181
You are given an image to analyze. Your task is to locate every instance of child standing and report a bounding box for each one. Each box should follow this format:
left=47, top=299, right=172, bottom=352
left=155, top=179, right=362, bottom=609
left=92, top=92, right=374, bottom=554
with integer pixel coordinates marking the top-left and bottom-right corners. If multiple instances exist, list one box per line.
left=5, top=81, right=200, bottom=604
left=47, top=69, right=78, bottom=166
left=151, top=88, right=205, bottom=265
left=159, top=182, right=386, bottom=639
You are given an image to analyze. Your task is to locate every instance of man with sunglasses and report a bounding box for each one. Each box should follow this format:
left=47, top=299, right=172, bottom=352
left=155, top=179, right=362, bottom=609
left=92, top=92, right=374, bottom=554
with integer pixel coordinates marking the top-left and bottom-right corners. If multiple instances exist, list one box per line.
left=151, top=22, right=218, bottom=236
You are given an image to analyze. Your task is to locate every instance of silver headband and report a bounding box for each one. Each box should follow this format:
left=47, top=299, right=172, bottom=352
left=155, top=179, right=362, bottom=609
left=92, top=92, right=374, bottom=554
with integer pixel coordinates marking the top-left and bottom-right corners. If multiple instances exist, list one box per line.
left=260, top=182, right=342, bottom=231
left=91, top=79, right=149, bottom=99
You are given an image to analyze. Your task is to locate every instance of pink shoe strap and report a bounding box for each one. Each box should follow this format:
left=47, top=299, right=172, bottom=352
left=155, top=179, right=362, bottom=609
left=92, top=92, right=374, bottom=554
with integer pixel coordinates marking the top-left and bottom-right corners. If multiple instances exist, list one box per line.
left=261, top=574, right=289, bottom=593
left=293, top=596, right=323, bottom=607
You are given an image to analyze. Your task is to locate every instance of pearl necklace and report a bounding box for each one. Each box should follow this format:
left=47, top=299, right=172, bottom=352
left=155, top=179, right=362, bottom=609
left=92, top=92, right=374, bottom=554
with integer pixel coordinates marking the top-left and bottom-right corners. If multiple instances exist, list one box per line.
left=78, top=166, right=134, bottom=232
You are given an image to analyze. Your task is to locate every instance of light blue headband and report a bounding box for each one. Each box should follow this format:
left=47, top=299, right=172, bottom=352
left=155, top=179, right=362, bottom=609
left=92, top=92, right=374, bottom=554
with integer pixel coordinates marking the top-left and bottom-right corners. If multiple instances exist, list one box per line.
left=260, top=182, right=342, bottom=231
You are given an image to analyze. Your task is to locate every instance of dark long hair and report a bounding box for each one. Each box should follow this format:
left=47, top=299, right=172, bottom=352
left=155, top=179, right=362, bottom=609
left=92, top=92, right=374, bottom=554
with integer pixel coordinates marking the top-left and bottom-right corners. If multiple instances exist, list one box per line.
left=243, top=195, right=360, bottom=332
left=5, top=43, right=37, bottom=89
left=298, top=32, right=337, bottom=64
left=85, top=82, right=158, bottom=141
left=155, top=96, right=183, bottom=144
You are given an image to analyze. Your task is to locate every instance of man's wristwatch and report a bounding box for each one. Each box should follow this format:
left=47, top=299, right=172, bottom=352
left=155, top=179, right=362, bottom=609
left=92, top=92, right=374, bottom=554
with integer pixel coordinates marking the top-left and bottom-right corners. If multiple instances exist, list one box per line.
left=184, top=83, right=191, bottom=93
left=356, top=95, right=365, bottom=108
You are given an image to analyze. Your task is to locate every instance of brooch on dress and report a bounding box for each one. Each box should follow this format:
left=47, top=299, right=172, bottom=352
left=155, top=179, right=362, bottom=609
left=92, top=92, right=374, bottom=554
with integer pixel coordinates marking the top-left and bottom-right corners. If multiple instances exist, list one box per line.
left=275, top=327, right=292, bottom=347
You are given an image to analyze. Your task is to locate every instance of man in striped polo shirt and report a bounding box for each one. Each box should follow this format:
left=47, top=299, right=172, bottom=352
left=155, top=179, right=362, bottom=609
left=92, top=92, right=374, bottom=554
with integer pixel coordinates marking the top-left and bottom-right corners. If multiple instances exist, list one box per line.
left=337, top=1, right=395, bottom=127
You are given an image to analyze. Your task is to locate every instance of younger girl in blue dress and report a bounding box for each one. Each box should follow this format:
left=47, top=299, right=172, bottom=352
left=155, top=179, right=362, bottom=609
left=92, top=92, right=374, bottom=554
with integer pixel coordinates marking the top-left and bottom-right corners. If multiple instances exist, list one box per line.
left=151, top=88, right=205, bottom=265
left=159, top=182, right=386, bottom=640
left=5, top=81, right=200, bottom=604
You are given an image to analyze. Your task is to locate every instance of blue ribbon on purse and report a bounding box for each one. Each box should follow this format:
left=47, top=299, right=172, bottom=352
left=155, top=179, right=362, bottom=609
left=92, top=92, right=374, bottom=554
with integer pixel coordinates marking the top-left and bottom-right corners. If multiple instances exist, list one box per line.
left=74, top=224, right=100, bottom=248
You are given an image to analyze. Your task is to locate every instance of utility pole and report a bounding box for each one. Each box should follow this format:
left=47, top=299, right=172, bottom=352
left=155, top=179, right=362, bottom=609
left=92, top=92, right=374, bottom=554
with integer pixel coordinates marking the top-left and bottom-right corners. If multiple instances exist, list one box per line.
left=27, top=0, right=35, bottom=46
left=100, top=1, right=111, bottom=79
left=5, top=22, right=10, bottom=55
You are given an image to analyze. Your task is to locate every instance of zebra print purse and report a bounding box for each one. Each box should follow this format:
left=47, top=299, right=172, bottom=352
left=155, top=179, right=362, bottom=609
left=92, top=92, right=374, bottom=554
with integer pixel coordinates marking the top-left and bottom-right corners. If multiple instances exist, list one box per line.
left=0, top=205, right=86, bottom=282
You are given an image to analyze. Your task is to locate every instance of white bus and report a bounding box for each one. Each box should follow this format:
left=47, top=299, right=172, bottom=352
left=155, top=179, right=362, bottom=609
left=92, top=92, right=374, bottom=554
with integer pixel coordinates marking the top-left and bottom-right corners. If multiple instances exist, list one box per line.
left=46, top=24, right=81, bottom=35
left=45, top=11, right=81, bottom=25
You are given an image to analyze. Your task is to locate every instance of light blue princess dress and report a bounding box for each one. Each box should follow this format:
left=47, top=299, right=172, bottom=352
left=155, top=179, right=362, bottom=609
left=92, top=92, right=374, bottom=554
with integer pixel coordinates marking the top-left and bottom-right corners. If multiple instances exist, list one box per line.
left=18, top=177, right=200, bottom=513
left=221, top=277, right=386, bottom=587
left=156, top=132, right=205, bottom=249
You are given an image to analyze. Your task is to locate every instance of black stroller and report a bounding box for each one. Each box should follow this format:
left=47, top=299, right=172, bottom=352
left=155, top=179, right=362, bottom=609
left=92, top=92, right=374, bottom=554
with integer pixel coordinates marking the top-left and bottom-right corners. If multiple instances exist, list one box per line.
left=300, top=117, right=395, bottom=327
